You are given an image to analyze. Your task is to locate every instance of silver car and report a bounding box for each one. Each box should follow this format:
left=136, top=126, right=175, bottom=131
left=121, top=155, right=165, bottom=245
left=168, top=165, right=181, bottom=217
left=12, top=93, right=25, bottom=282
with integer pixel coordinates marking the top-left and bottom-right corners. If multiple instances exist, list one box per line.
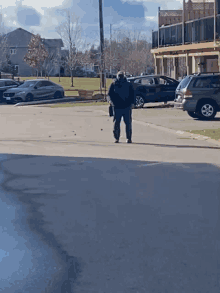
left=3, top=79, right=65, bottom=103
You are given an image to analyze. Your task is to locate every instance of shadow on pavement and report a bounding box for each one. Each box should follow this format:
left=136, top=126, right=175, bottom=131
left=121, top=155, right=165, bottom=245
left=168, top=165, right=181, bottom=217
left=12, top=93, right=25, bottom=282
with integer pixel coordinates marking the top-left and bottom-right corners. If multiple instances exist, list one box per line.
left=132, top=142, right=220, bottom=149
left=0, top=154, right=83, bottom=293
left=0, top=154, right=220, bottom=292
left=143, top=103, right=174, bottom=109
left=193, top=117, right=220, bottom=121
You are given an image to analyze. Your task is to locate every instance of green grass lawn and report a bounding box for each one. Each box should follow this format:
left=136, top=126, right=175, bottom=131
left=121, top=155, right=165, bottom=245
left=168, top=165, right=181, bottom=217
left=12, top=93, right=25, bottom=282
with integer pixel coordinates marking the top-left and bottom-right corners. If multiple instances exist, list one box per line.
left=187, top=128, right=220, bottom=141
left=20, top=77, right=114, bottom=96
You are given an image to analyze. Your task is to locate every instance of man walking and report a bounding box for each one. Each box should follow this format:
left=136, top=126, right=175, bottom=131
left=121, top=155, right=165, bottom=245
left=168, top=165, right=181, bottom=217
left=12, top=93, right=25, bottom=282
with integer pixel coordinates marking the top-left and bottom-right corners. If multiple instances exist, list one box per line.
left=108, top=71, right=135, bottom=143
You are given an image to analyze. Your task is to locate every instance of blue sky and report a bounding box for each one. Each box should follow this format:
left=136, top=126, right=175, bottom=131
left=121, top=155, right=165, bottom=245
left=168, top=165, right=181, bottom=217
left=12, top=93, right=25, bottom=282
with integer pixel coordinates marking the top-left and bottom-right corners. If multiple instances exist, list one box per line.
left=0, top=0, right=183, bottom=46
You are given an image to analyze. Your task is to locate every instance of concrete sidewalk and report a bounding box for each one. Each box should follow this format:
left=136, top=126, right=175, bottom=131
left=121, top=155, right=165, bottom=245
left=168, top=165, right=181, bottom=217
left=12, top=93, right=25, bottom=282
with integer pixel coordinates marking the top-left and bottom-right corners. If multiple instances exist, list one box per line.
left=0, top=104, right=219, bottom=165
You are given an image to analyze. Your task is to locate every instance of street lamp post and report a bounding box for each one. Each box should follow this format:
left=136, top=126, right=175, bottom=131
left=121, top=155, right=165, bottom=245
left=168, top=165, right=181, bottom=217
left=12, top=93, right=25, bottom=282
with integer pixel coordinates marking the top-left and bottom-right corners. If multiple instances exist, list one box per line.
left=99, top=0, right=105, bottom=90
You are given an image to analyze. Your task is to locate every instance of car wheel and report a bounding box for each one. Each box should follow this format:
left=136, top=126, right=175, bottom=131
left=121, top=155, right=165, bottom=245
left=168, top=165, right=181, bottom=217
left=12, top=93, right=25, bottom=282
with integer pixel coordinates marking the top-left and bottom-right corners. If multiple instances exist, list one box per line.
left=187, top=111, right=200, bottom=119
left=25, top=94, right=33, bottom=102
left=197, top=101, right=217, bottom=120
left=54, top=91, right=63, bottom=99
left=135, top=95, right=144, bottom=108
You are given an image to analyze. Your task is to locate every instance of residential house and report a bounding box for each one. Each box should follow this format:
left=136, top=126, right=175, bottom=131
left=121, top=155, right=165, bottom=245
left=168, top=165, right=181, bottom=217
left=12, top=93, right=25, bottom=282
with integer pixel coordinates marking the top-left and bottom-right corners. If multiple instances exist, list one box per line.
left=5, top=28, right=64, bottom=76
left=151, top=0, right=220, bottom=80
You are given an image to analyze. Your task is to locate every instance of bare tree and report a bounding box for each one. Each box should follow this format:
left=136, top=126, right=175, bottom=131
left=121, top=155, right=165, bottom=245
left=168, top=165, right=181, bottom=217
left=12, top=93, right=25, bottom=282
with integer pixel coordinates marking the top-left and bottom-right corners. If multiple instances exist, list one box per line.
left=0, top=34, right=9, bottom=72
left=0, top=22, right=11, bottom=73
left=42, top=49, right=62, bottom=79
left=56, top=10, right=90, bottom=86
left=24, top=34, right=49, bottom=77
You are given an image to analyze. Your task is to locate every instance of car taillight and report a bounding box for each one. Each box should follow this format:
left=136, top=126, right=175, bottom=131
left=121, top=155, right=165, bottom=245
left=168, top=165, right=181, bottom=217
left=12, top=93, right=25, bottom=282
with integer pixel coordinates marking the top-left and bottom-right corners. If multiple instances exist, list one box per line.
left=183, top=89, right=192, bottom=98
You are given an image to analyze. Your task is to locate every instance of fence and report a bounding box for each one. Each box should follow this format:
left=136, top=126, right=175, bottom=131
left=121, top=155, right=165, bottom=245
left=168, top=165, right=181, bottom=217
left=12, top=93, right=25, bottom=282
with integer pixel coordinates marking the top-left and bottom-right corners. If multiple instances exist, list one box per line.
left=0, top=72, right=13, bottom=79
left=152, top=14, right=220, bottom=48
left=65, top=88, right=107, bottom=100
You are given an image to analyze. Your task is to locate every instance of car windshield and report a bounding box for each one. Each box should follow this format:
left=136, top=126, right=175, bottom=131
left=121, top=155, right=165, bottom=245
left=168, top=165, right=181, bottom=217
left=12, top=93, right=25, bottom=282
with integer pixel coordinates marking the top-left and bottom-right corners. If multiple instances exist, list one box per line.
left=176, top=76, right=192, bottom=90
left=18, top=81, right=38, bottom=88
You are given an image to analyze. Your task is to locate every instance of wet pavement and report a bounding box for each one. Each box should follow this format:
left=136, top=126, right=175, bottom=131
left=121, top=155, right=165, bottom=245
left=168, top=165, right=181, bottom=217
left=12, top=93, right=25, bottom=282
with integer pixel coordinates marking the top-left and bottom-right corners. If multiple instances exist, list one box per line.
left=0, top=155, right=82, bottom=293
left=0, top=154, right=220, bottom=292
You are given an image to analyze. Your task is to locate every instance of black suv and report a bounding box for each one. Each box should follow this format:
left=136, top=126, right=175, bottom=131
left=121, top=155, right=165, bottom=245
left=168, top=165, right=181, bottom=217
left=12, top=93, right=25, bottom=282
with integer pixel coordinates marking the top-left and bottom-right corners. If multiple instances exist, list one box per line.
left=0, top=79, right=20, bottom=102
left=174, top=73, right=220, bottom=120
left=127, top=75, right=179, bottom=108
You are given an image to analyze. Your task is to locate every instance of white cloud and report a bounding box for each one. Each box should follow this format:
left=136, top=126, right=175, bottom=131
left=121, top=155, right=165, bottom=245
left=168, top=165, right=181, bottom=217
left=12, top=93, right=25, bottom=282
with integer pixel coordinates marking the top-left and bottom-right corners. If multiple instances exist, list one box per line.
left=145, top=16, right=157, bottom=21
left=0, top=0, right=182, bottom=42
left=1, top=0, right=66, bottom=11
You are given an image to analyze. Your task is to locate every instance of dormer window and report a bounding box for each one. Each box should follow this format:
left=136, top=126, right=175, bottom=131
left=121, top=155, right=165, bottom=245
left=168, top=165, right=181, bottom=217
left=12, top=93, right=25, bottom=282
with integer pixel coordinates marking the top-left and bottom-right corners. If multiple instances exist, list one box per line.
left=10, top=49, right=17, bottom=54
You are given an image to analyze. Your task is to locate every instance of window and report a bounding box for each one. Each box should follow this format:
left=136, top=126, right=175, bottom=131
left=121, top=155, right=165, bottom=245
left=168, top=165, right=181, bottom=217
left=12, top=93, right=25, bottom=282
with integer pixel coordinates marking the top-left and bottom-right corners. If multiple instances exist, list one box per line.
left=141, top=77, right=154, bottom=85
left=36, top=81, right=53, bottom=87
left=0, top=81, right=5, bottom=87
left=14, top=65, right=19, bottom=74
left=42, top=81, right=53, bottom=86
left=193, top=77, right=213, bottom=88
left=134, top=79, right=141, bottom=84
left=19, top=81, right=38, bottom=88
left=156, top=77, right=167, bottom=85
left=36, top=81, right=44, bottom=88
left=209, top=76, right=220, bottom=88
left=176, top=76, right=192, bottom=90
left=164, top=77, right=176, bottom=85
left=10, top=49, right=17, bottom=54
left=5, top=80, right=17, bottom=86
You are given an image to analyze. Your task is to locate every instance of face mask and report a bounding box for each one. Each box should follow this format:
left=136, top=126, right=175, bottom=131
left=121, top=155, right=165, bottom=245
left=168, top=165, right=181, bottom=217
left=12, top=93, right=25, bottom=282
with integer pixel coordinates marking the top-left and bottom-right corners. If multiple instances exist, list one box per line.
left=118, top=75, right=124, bottom=79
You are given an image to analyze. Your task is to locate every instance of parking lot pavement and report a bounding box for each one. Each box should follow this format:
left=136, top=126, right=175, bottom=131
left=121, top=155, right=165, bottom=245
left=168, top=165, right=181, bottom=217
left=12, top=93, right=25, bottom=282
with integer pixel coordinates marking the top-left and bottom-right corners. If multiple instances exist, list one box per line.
left=132, top=104, right=220, bottom=132
left=1, top=155, right=220, bottom=293
left=0, top=104, right=220, bottom=292
left=0, top=104, right=218, bottom=165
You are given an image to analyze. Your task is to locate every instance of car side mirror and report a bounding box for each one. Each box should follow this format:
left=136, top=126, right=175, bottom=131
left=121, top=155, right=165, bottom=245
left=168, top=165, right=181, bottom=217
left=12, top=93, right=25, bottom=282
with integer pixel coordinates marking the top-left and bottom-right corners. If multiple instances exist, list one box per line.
left=34, top=86, right=37, bottom=89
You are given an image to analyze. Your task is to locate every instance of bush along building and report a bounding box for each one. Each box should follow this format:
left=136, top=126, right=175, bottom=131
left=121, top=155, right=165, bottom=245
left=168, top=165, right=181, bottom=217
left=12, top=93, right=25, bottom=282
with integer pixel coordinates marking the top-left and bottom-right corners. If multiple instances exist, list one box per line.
left=151, top=0, right=220, bottom=80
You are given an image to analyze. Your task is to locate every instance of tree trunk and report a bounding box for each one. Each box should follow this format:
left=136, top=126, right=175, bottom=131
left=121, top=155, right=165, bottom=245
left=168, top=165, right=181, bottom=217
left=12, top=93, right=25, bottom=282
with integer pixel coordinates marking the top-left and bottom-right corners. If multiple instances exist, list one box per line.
left=59, top=68, right=61, bottom=82
left=71, top=70, right=74, bottom=87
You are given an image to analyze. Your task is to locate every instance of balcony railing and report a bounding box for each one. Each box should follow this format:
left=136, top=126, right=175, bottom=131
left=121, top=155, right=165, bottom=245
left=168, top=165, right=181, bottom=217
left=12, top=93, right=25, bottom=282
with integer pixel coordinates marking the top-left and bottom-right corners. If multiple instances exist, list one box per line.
left=152, top=14, right=220, bottom=49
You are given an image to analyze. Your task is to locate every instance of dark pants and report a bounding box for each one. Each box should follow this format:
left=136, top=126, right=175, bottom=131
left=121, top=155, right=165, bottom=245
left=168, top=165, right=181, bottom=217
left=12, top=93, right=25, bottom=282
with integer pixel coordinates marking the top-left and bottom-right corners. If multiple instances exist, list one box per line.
left=113, top=107, right=132, bottom=140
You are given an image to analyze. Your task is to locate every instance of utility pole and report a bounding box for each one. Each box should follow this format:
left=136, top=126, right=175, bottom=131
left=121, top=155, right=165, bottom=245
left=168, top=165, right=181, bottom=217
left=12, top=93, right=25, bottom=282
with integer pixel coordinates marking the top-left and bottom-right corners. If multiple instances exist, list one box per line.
left=99, top=0, right=105, bottom=89
left=182, top=0, right=185, bottom=45
left=110, top=24, right=112, bottom=76
left=214, top=0, right=216, bottom=45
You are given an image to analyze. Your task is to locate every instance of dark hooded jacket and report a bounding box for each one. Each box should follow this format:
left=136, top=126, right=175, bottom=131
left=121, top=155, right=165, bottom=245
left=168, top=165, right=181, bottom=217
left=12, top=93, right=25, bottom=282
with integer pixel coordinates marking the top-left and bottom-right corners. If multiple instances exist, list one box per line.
left=108, top=77, right=135, bottom=109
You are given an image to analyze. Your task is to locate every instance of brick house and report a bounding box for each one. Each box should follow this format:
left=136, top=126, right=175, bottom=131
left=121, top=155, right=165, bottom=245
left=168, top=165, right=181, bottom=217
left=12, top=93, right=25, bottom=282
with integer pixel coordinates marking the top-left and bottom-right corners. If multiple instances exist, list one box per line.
left=5, top=28, right=64, bottom=76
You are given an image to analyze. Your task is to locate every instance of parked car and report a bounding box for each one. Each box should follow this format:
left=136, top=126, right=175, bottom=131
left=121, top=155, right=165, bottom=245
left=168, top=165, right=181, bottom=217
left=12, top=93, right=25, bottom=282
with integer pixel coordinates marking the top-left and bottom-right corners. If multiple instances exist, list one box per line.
left=127, top=75, right=179, bottom=108
left=0, top=79, right=20, bottom=102
left=174, top=72, right=220, bottom=120
left=3, top=79, right=65, bottom=104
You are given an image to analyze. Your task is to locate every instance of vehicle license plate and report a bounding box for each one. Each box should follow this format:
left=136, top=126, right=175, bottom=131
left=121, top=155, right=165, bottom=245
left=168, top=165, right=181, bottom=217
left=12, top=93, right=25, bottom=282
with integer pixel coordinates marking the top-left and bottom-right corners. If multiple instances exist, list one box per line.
left=6, top=97, right=11, bottom=100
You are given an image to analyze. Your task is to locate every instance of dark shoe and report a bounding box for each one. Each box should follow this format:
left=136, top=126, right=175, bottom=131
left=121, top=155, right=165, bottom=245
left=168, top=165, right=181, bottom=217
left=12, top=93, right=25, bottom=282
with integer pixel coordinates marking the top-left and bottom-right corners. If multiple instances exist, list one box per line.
left=126, top=139, right=132, bottom=143
left=114, top=139, right=119, bottom=143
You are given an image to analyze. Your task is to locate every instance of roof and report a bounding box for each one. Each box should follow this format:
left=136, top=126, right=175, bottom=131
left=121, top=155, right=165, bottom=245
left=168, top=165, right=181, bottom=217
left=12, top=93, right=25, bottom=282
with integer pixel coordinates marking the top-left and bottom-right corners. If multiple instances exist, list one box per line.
left=42, top=38, right=64, bottom=48
left=61, top=49, right=69, bottom=57
left=6, top=28, right=33, bottom=47
left=5, top=28, right=64, bottom=48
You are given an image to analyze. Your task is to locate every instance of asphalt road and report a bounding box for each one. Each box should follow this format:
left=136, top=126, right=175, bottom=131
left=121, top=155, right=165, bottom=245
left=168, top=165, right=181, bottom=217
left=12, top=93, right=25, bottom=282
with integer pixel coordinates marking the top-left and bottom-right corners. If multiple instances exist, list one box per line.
left=1, top=154, right=220, bottom=293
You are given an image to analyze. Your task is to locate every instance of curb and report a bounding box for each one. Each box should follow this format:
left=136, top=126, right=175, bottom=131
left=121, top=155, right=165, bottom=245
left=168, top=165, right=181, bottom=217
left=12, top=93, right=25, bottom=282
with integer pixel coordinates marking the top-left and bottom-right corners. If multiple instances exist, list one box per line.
left=98, top=109, right=220, bottom=147
left=14, top=97, right=105, bottom=107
